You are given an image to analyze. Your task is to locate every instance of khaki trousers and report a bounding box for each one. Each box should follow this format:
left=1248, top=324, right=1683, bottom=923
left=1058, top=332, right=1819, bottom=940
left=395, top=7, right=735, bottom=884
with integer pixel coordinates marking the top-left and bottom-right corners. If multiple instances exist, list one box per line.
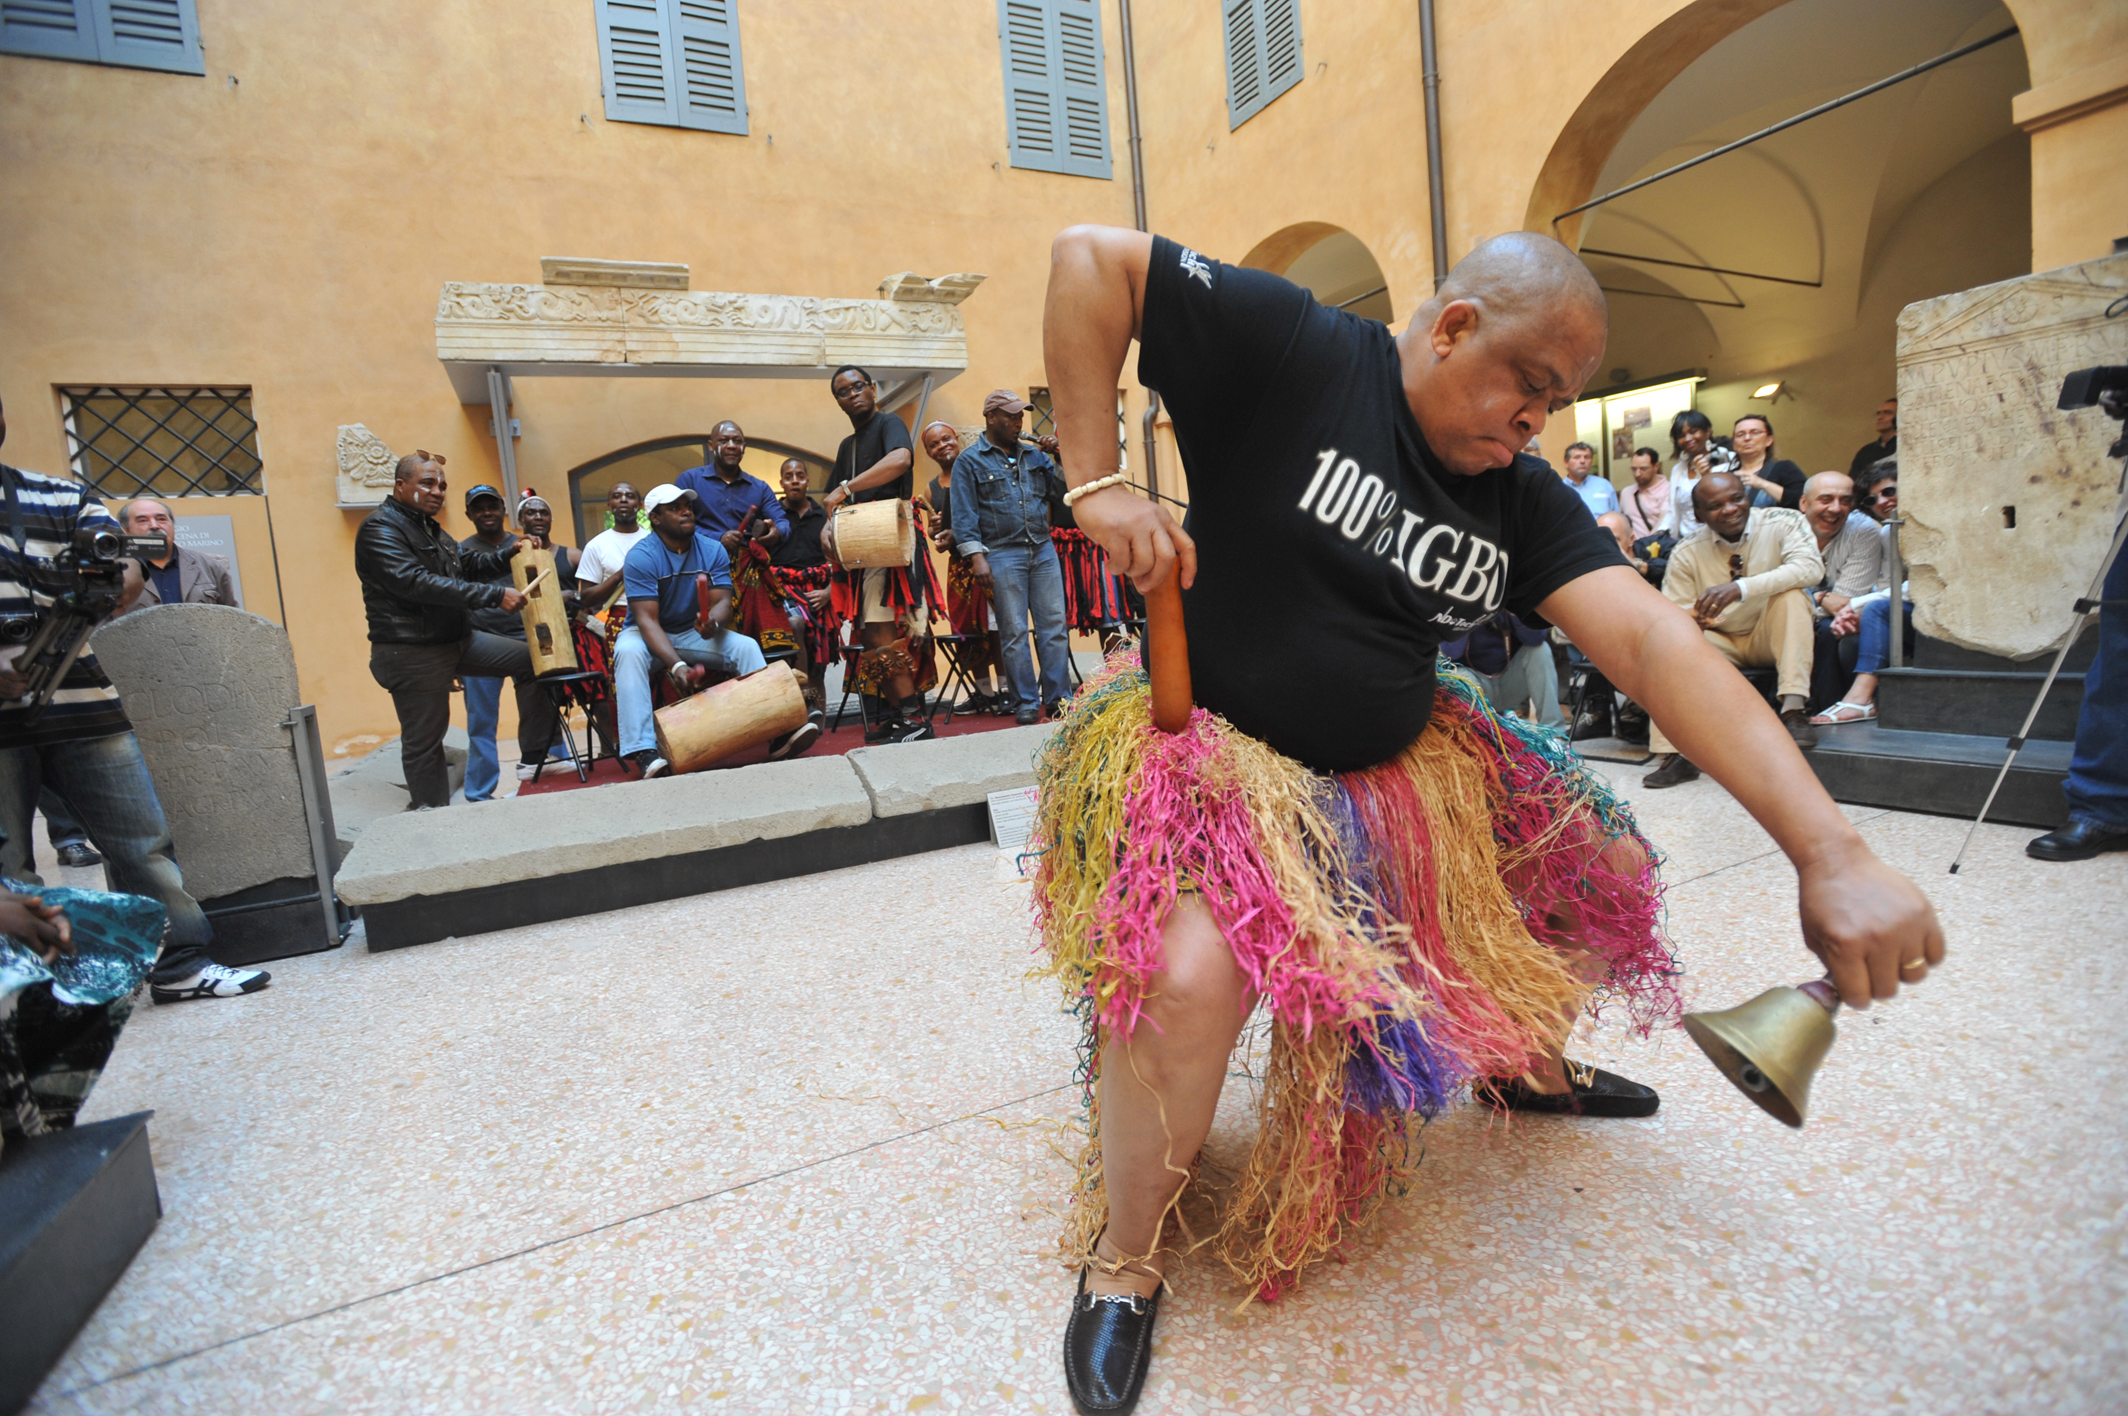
left=1650, top=588, right=1814, bottom=756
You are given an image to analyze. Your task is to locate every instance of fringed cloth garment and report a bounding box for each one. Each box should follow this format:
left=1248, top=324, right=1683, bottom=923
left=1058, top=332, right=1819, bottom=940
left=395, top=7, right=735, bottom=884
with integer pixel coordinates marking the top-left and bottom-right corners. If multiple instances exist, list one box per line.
left=774, top=564, right=844, bottom=670
left=944, top=553, right=993, bottom=639
left=731, top=540, right=801, bottom=662
left=1051, top=527, right=1130, bottom=633
left=1031, top=653, right=1678, bottom=1303
left=0, top=881, right=163, bottom=1155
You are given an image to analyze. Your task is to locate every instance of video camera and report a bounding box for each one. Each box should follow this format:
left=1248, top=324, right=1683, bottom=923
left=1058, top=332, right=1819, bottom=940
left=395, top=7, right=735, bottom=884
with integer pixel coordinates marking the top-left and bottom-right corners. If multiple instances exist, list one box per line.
left=2058, top=364, right=2128, bottom=459
left=4, top=527, right=169, bottom=719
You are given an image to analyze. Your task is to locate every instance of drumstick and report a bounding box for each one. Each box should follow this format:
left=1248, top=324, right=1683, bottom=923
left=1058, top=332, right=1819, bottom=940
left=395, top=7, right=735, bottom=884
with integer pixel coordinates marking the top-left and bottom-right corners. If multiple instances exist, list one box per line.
left=519, top=566, right=552, bottom=598
left=1145, top=570, right=1192, bottom=735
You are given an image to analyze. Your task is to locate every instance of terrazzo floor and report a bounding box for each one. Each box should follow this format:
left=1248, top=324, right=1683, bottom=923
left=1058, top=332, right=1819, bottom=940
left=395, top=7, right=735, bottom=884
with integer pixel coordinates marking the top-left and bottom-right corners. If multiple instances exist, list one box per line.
left=27, top=763, right=2128, bottom=1415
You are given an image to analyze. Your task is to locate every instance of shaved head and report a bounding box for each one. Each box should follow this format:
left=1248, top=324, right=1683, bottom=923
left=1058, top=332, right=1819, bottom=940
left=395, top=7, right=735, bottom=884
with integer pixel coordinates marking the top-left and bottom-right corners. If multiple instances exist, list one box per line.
left=1432, top=231, right=1607, bottom=334
left=1397, top=232, right=1609, bottom=477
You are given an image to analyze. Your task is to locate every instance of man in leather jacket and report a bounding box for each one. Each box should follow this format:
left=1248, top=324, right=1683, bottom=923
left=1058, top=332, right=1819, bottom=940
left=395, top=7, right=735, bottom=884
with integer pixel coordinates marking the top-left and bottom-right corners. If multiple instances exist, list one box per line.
left=355, top=452, right=557, bottom=808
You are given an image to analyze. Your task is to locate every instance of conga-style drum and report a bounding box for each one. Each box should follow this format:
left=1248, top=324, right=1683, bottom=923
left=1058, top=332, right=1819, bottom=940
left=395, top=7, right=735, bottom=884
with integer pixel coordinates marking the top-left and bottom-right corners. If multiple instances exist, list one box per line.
left=652, top=661, right=808, bottom=774
left=829, top=499, right=914, bottom=569
left=512, top=545, right=579, bottom=675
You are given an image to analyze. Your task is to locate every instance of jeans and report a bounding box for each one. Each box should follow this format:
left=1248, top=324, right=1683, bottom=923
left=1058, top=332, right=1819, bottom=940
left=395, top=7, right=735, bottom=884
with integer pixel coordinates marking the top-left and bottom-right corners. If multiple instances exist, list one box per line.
left=369, top=634, right=559, bottom=809
left=613, top=625, right=768, bottom=756
left=2066, top=549, right=2128, bottom=830
left=1472, top=643, right=1564, bottom=728
left=38, top=786, right=88, bottom=849
left=1856, top=598, right=1915, bottom=677
left=985, top=541, right=1070, bottom=711
left=0, top=731, right=212, bottom=984
left=463, top=675, right=504, bottom=801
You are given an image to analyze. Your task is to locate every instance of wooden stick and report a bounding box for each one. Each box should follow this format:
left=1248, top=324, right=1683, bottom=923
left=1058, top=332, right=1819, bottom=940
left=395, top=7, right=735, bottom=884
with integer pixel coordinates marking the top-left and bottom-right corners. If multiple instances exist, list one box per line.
left=1145, top=571, right=1192, bottom=734
left=519, top=566, right=552, bottom=598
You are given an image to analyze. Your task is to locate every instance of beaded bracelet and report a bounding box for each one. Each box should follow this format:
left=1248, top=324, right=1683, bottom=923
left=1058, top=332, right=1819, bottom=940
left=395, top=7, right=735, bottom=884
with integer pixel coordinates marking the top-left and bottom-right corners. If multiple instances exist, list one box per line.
left=1061, top=472, right=1132, bottom=507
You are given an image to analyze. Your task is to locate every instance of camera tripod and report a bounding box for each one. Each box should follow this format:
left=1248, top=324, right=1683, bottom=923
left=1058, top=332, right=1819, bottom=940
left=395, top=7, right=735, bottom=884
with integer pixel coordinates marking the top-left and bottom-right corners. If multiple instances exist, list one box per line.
left=1949, top=367, right=2128, bottom=873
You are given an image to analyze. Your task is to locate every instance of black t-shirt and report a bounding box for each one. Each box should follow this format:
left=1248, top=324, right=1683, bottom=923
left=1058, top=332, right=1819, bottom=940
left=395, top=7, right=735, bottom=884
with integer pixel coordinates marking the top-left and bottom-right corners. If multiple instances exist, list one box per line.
left=1848, top=436, right=1895, bottom=479
left=1138, top=235, right=1624, bottom=772
left=829, top=410, right=914, bottom=505
left=772, top=496, right=828, bottom=570
left=1754, top=458, right=1807, bottom=510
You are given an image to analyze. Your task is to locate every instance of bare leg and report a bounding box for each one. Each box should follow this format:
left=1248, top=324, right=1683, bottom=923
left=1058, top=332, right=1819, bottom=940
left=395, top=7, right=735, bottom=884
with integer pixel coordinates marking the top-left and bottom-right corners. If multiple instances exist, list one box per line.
left=1085, top=896, right=1254, bottom=1299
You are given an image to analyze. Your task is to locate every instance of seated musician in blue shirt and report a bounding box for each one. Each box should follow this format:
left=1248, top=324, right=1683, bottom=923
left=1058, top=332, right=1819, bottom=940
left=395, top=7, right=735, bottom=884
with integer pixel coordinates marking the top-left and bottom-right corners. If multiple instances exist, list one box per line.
left=612, top=484, right=776, bottom=779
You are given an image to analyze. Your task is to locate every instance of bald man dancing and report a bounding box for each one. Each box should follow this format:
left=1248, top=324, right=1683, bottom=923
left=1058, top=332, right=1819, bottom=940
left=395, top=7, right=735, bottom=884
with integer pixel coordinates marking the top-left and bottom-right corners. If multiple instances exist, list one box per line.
left=1034, top=228, right=1944, bottom=1414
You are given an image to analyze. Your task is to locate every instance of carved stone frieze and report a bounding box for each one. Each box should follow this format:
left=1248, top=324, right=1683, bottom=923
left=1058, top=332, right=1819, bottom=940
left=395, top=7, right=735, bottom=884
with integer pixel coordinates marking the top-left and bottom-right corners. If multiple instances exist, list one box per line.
left=1897, top=253, right=2128, bottom=659
left=435, top=274, right=985, bottom=377
left=336, top=424, right=397, bottom=506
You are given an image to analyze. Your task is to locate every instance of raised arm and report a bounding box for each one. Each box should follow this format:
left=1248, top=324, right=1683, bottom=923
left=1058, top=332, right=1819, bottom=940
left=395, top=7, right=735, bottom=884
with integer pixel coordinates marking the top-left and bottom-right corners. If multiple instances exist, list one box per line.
left=1540, top=564, right=1944, bottom=1006
left=1041, top=225, right=1195, bottom=590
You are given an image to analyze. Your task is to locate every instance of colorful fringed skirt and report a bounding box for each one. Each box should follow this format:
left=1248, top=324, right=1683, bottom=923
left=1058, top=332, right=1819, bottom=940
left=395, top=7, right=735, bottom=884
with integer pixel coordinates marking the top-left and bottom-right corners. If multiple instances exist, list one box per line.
left=1031, top=654, right=1678, bottom=1301
left=1052, top=528, right=1131, bottom=631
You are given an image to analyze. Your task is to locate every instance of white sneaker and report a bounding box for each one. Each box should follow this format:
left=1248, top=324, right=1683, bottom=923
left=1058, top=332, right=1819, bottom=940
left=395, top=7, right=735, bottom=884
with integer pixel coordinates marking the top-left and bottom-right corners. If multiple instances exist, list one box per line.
left=150, top=962, right=271, bottom=1004
left=516, top=762, right=539, bottom=781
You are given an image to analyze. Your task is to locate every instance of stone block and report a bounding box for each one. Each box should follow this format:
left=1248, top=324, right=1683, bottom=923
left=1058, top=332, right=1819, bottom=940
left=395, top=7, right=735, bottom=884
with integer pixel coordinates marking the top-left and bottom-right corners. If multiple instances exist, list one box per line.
left=1897, top=252, right=2128, bottom=659
left=845, top=723, right=1055, bottom=817
left=334, top=754, right=873, bottom=906
left=90, top=605, right=314, bottom=900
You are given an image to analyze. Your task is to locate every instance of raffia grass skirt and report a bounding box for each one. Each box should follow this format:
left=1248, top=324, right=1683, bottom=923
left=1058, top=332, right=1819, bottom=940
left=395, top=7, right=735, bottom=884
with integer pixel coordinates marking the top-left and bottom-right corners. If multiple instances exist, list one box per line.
left=1029, top=652, right=1679, bottom=1302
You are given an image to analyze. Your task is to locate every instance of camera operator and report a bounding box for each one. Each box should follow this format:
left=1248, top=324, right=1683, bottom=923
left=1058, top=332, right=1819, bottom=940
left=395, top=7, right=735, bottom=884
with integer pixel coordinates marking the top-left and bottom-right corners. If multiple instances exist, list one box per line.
left=355, top=450, right=557, bottom=809
left=0, top=395, right=268, bottom=1003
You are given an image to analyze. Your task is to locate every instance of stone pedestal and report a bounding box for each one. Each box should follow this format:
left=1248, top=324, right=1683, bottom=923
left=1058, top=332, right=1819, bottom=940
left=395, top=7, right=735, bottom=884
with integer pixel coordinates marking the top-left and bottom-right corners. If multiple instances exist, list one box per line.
left=1897, top=252, right=2128, bottom=660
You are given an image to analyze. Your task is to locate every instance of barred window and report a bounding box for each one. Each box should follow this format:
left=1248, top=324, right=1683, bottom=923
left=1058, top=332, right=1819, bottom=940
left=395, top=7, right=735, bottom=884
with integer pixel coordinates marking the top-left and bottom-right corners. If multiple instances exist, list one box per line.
left=60, top=387, right=264, bottom=498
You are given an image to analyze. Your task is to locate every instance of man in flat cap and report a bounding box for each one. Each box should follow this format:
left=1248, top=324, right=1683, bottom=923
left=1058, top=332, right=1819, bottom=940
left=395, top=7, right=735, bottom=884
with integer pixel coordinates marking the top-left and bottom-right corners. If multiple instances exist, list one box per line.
left=950, top=390, right=1073, bottom=723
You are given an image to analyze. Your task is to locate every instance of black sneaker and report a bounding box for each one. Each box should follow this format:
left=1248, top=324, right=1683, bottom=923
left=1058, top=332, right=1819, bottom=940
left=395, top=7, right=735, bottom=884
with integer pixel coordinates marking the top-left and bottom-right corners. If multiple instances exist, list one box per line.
left=1615, top=703, right=1651, bottom=746
left=627, top=749, right=668, bottom=779
left=55, top=843, right=102, bottom=868
left=768, top=713, right=824, bottom=761
left=893, top=718, right=936, bottom=743
left=151, top=963, right=271, bottom=1004
left=1570, top=706, right=1613, bottom=741
left=1642, top=754, right=1701, bottom=789
left=1015, top=707, right=1041, bottom=726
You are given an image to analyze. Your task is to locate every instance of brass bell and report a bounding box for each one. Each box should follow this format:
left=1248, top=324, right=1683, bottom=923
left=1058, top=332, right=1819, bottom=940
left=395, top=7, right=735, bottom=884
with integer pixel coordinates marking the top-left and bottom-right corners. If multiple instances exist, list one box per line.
left=1681, top=978, right=1841, bottom=1128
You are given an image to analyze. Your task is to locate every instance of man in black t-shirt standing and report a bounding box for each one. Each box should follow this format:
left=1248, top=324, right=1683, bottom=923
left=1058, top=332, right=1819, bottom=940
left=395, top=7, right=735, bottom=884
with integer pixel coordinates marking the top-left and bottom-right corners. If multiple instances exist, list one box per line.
left=1035, top=226, right=1945, bottom=1413
left=770, top=457, right=833, bottom=713
left=821, top=365, right=931, bottom=742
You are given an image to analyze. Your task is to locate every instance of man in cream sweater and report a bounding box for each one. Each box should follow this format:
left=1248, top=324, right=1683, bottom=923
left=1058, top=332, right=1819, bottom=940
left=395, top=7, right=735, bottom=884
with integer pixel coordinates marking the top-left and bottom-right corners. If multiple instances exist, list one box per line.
left=1644, top=472, right=1824, bottom=787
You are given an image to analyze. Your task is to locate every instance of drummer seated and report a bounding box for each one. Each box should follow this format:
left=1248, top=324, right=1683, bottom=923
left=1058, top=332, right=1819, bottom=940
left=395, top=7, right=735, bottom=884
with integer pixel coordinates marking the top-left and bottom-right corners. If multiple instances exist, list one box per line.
left=614, top=484, right=816, bottom=777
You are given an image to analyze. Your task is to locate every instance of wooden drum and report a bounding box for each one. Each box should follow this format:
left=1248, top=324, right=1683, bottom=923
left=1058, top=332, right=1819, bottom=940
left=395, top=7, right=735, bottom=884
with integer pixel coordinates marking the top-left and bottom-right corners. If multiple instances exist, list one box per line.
left=512, top=545, right=578, bottom=675
left=653, top=661, right=808, bottom=774
left=829, top=499, right=913, bottom=569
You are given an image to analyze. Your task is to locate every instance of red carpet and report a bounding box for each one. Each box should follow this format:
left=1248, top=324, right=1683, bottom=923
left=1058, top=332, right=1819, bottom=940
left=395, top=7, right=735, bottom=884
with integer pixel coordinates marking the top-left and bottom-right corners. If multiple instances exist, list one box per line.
left=516, top=703, right=1030, bottom=796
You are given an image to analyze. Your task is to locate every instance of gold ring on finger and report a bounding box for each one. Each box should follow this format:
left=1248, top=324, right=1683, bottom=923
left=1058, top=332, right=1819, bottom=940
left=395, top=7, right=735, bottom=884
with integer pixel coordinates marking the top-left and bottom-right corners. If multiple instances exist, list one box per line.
left=1900, top=959, right=1927, bottom=974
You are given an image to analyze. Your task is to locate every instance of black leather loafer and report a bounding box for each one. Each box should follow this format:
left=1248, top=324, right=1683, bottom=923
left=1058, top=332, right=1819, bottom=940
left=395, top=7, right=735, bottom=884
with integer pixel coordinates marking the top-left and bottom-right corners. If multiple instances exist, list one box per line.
left=1063, top=1267, right=1162, bottom=1415
left=1478, top=1060, right=1660, bottom=1118
left=2027, top=818, right=2128, bottom=862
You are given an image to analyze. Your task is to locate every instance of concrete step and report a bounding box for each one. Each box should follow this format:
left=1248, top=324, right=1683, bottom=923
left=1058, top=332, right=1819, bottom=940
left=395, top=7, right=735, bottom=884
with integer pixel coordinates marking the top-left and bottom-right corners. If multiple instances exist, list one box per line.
left=1875, top=666, right=2085, bottom=738
left=1805, top=721, right=2071, bottom=829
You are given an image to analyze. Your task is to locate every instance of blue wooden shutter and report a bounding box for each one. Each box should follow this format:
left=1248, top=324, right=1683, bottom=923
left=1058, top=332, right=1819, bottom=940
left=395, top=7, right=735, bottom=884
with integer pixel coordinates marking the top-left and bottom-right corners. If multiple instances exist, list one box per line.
left=0, top=0, right=98, bottom=61
left=999, top=0, right=1110, bottom=180
left=1223, top=0, right=1302, bottom=130
left=673, top=0, right=746, bottom=134
left=91, top=0, right=202, bottom=74
left=595, top=0, right=680, bottom=127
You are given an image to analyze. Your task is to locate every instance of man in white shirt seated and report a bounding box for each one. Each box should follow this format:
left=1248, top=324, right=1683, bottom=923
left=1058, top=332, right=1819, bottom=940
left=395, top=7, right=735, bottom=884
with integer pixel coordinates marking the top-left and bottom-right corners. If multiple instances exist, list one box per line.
left=1799, top=471, right=1882, bottom=714
left=1642, top=473, right=1826, bottom=787
left=1560, top=441, right=1620, bottom=518
left=574, top=481, right=651, bottom=612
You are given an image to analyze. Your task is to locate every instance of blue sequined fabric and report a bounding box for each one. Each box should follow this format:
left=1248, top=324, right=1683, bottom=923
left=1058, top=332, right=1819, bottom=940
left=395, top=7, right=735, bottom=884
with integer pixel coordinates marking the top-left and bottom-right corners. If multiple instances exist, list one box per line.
left=0, top=877, right=163, bottom=1006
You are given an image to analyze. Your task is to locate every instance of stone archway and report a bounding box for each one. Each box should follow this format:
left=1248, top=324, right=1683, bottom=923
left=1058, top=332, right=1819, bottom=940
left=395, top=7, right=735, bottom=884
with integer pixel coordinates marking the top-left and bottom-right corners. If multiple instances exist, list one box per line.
left=1241, top=223, right=1395, bottom=322
left=1522, top=0, right=1792, bottom=246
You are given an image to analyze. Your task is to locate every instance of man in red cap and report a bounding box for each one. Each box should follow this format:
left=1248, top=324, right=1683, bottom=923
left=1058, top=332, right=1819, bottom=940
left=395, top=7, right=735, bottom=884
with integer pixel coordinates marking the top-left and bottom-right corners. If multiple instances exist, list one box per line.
left=948, top=390, right=1073, bottom=723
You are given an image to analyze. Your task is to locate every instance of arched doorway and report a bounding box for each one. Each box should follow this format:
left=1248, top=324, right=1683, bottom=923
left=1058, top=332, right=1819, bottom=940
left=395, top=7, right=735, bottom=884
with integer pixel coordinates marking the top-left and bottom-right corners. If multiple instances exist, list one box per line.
left=562, top=434, right=834, bottom=546
left=1241, top=223, right=1395, bottom=323
left=1528, top=0, right=2031, bottom=479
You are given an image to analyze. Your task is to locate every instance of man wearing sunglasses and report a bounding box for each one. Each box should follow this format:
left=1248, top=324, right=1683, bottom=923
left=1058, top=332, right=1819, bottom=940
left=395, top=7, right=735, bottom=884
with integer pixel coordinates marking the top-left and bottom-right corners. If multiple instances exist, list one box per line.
left=1643, top=471, right=1825, bottom=787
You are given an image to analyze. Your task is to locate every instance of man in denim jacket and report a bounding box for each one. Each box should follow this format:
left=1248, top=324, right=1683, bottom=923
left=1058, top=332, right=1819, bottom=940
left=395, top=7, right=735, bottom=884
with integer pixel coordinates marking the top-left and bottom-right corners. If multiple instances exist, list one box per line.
left=949, top=390, right=1072, bottom=724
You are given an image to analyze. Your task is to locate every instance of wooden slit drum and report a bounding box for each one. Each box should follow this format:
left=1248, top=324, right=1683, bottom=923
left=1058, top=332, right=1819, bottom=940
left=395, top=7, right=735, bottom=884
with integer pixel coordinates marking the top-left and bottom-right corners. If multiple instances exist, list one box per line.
left=512, top=545, right=578, bottom=675
left=829, top=500, right=913, bottom=569
left=653, top=661, right=808, bottom=774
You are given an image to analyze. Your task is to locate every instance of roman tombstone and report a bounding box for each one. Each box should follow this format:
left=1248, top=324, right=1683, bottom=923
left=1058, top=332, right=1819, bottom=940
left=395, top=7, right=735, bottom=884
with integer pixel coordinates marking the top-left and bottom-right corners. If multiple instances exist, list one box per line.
left=1898, top=252, right=2128, bottom=660
left=91, top=604, right=321, bottom=923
